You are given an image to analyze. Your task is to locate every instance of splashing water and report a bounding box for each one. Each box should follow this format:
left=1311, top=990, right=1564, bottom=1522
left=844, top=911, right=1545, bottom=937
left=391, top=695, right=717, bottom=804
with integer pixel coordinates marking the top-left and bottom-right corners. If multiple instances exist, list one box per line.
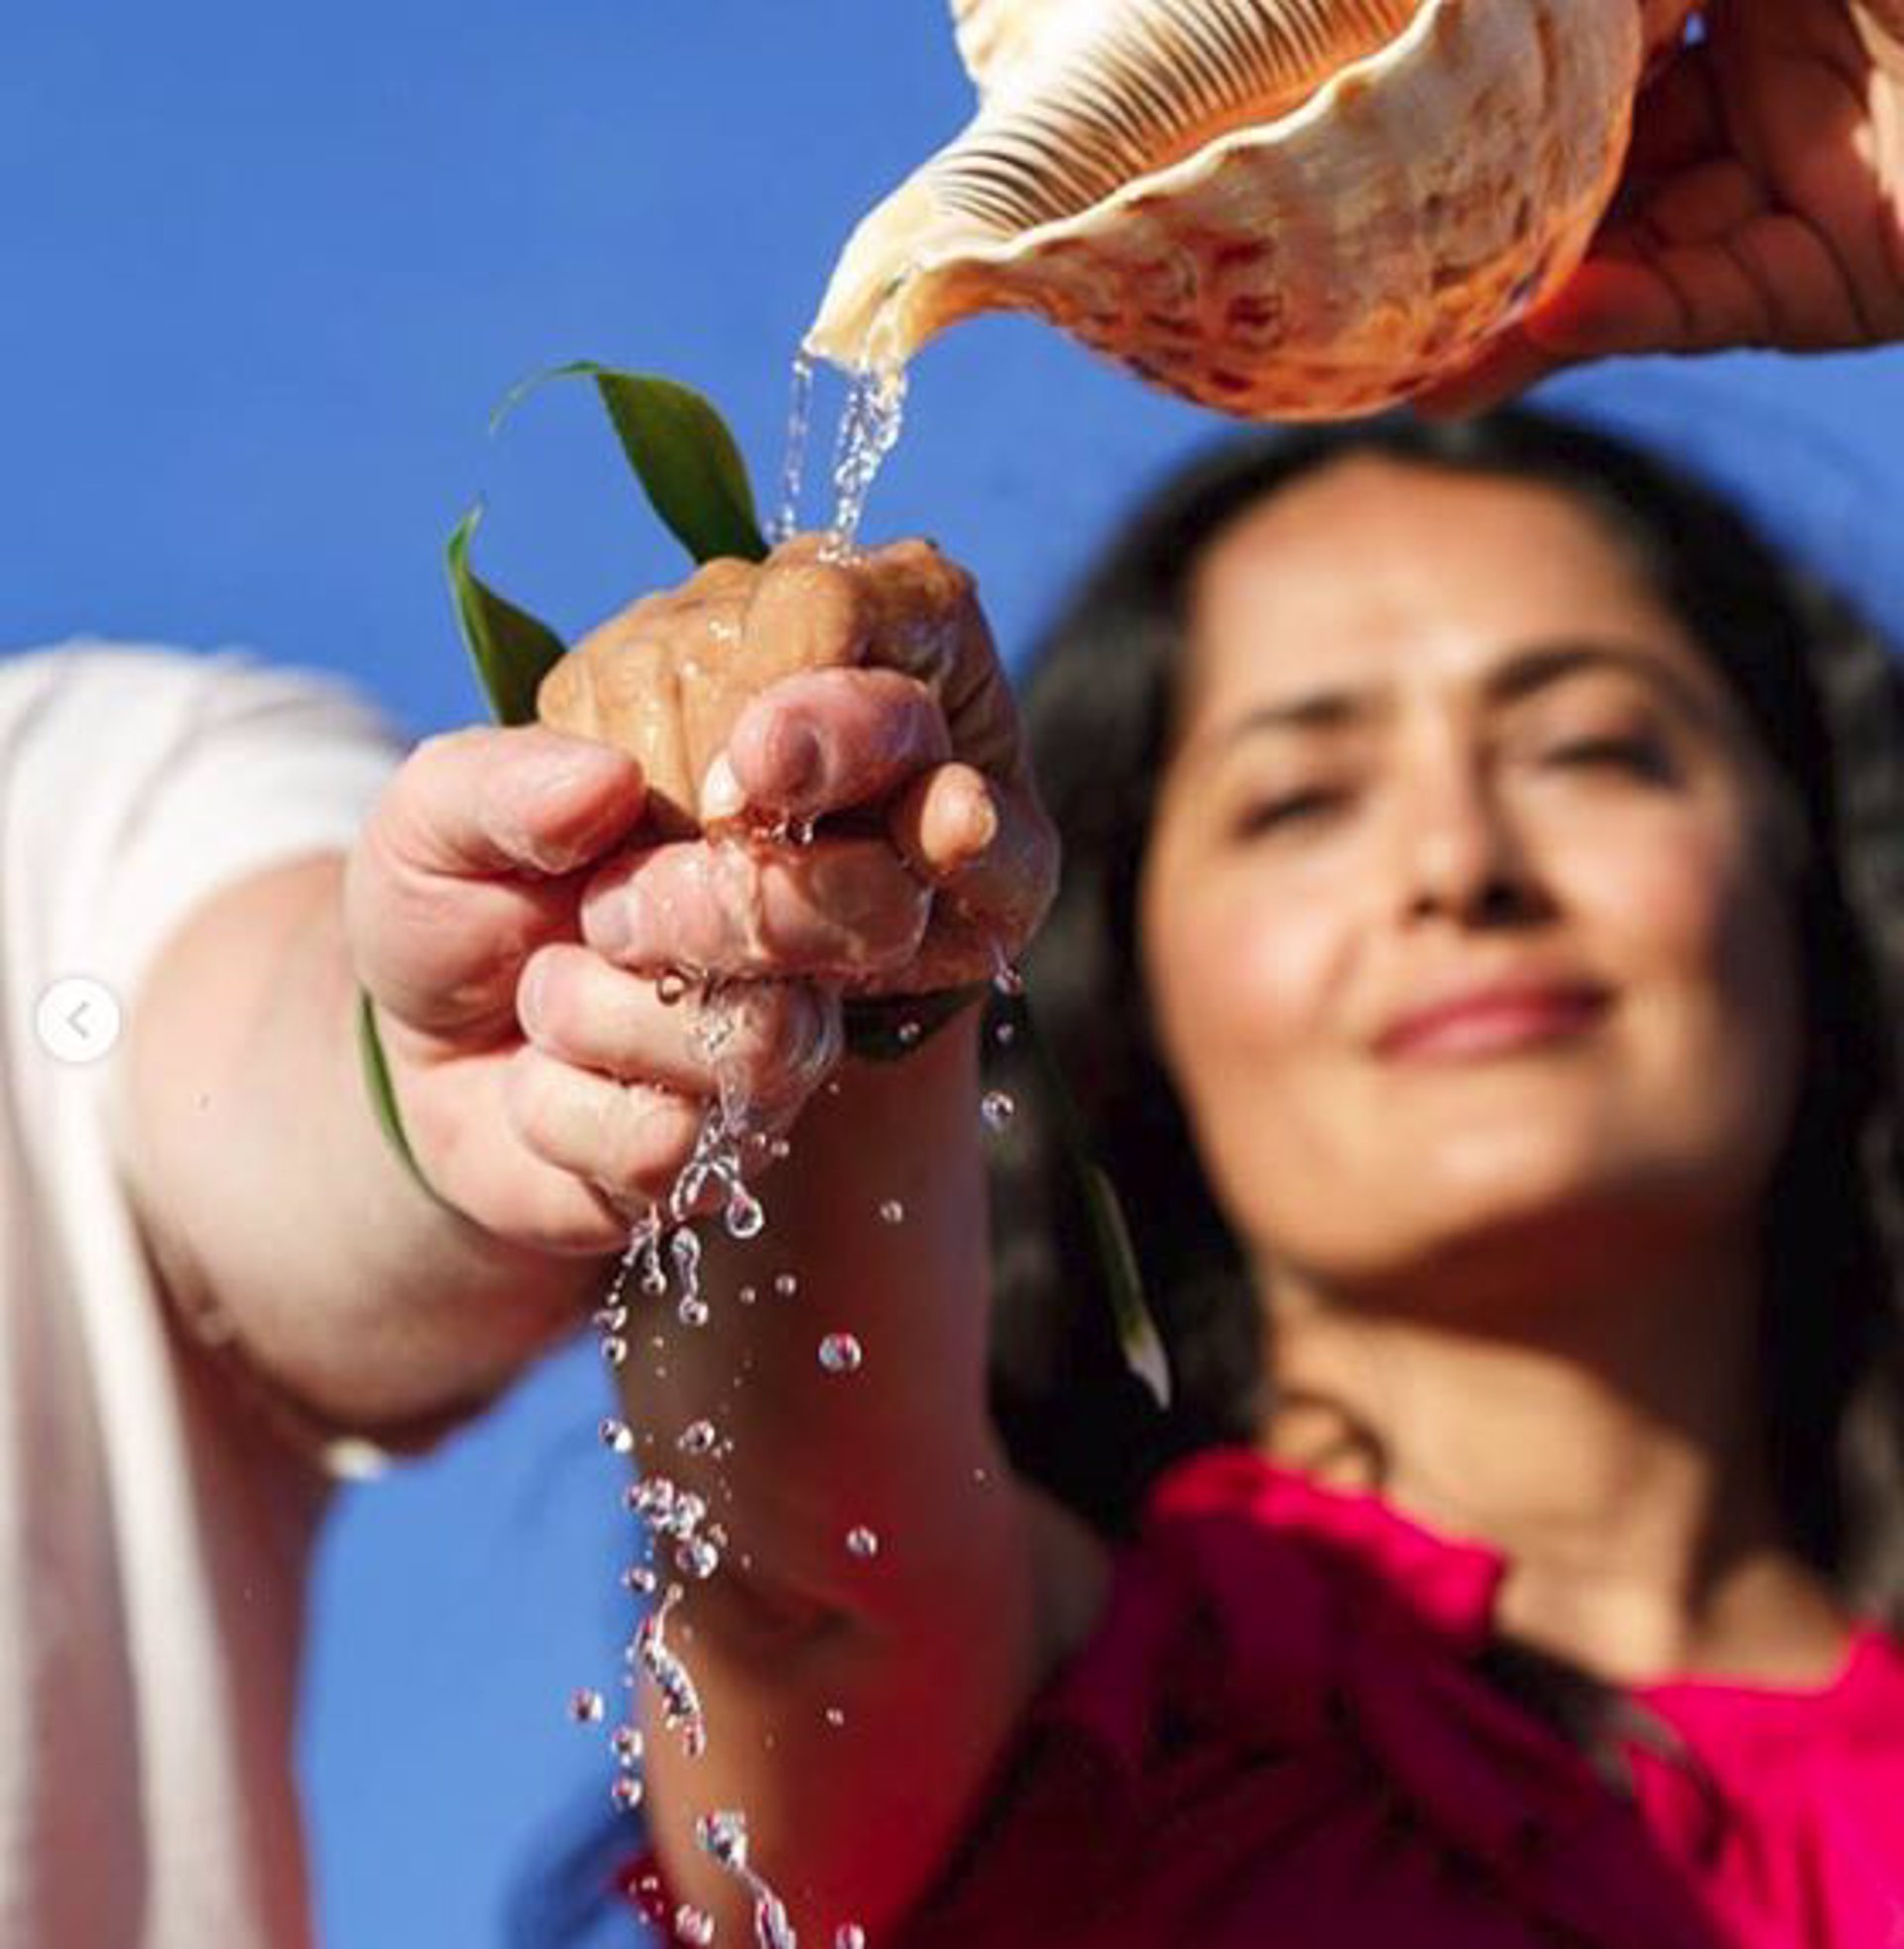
left=772, top=351, right=819, bottom=546
left=980, top=1090, right=1016, bottom=1132
left=878, top=1199, right=904, bottom=1226
left=568, top=1688, right=606, bottom=1725
left=826, top=362, right=908, bottom=555
left=676, top=1905, right=717, bottom=1947
left=697, top=1808, right=800, bottom=1949
left=637, top=1589, right=708, bottom=1760
left=835, top=1929, right=867, bottom=1949
left=845, top=1526, right=880, bottom=1560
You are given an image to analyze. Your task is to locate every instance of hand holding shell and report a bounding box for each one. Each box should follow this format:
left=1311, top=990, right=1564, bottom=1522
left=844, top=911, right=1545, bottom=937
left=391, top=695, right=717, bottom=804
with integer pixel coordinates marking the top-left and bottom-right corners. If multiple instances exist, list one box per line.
left=811, top=0, right=1701, bottom=418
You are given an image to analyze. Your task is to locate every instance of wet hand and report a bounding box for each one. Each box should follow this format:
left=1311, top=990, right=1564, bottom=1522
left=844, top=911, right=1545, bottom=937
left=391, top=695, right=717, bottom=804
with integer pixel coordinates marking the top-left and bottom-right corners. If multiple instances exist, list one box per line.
left=570, top=536, right=1057, bottom=1001
left=343, top=724, right=834, bottom=1255
left=1420, top=0, right=1904, bottom=413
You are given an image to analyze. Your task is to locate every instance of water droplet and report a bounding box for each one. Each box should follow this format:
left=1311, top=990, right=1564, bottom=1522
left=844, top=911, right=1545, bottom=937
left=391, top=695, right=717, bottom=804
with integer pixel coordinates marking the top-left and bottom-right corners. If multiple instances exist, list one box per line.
left=675, top=1536, right=721, bottom=1580
left=980, top=1090, right=1016, bottom=1131
left=655, top=971, right=691, bottom=1007
left=628, top=1476, right=676, bottom=1520
left=724, top=1183, right=766, bottom=1240
left=621, top=1564, right=658, bottom=1596
left=592, top=1303, right=629, bottom=1333
left=824, top=1705, right=846, bottom=1728
left=836, top=1928, right=867, bottom=1949
left=846, top=1525, right=880, bottom=1559
left=992, top=961, right=1025, bottom=999
left=818, top=1333, right=863, bottom=1375
left=878, top=1199, right=904, bottom=1225
left=677, top=1419, right=718, bottom=1456
left=611, top=1724, right=645, bottom=1766
left=895, top=1019, right=922, bottom=1048
left=600, top=1335, right=629, bottom=1368
left=738, top=1284, right=759, bottom=1306
left=655, top=1490, right=707, bottom=1538
left=697, top=1808, right=750, bottom=1869
left=994, top=1021, right=1017, bottom=1048
left=599, top=1417, right=636, bottom=1454
left=675, top=1904, right=716, bottom=1946
left=678, top=1295, right=711, bottom=1328
left=611, top=1773, right=645, bottom=1812
left=568, top=1688, right=606, bottom=1725
left=774, top=1273, right=799, bottom=1299
left=769, top=1137, right=791, bottom=1162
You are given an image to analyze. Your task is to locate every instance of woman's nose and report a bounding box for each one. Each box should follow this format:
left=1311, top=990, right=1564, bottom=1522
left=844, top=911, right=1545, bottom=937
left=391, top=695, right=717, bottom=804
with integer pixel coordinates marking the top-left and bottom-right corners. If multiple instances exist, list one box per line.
left=1393, top=760, right=1543, bottom=928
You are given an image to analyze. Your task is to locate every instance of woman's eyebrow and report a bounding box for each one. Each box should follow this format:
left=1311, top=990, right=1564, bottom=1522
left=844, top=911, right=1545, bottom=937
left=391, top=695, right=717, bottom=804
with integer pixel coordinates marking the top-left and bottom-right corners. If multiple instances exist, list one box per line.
left=1483, top=641, right=1717, bottom=718
left=1213, top=640, right=1716, bottom=752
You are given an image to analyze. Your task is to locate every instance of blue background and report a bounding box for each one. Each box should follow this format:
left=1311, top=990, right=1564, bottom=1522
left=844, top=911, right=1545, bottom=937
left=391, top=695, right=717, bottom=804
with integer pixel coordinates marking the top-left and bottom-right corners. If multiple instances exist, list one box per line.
left=5, top=5, right=1903, bottom=1945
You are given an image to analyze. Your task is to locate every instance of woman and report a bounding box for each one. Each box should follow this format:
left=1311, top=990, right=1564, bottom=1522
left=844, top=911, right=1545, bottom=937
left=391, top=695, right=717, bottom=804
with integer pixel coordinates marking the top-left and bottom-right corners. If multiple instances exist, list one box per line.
left=440, top=406, right=1900, bottom=1948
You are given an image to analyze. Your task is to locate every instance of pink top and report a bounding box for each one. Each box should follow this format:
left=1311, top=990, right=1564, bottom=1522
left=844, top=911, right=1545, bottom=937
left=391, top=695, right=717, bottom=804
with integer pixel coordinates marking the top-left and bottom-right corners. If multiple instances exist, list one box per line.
left=625, top=1447, right=1904, bottom=1946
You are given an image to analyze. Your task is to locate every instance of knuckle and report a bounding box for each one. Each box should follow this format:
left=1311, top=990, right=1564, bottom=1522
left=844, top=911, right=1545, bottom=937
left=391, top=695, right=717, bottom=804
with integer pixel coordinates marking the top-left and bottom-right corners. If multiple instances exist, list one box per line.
left=599, top=1090, right=698, bottom=1201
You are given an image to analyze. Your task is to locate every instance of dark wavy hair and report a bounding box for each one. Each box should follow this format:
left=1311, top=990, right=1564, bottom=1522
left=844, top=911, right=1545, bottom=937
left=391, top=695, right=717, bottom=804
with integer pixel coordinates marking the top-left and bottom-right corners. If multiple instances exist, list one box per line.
left=984, top=405, right=1904, bottom=1638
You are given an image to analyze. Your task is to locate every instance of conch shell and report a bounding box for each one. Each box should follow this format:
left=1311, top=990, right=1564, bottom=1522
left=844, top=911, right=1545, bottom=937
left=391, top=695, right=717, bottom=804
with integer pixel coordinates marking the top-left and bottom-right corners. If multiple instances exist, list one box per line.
left=809, top=0, right=1696, bottom=419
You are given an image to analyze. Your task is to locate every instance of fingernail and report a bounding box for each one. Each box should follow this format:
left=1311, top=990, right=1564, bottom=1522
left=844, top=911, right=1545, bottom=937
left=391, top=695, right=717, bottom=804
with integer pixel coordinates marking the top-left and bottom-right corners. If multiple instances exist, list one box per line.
left=962, top=784, right=1000, bottom=856
left=700, top=752, right=746, bottom=824
left=769, top=720, right=825, bottom=801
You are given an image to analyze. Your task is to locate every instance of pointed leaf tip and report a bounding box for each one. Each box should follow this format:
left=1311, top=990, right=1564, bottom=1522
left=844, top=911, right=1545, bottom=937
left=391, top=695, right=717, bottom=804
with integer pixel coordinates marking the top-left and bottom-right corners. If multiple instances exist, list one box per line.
left=445, top=504, right=567, bottom=728
left=487, top=363, right=769, bottom=567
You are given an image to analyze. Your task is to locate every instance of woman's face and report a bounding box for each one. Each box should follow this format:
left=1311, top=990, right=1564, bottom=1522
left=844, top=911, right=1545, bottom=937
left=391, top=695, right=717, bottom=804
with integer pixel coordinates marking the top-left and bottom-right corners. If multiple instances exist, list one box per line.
left=1138, top=455, right=1804, bottom=1313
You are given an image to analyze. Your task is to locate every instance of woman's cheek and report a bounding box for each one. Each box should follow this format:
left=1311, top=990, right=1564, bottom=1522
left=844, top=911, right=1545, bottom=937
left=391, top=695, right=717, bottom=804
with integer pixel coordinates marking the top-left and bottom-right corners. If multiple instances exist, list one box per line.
left=1156, top=865, right=1346, bottom=1090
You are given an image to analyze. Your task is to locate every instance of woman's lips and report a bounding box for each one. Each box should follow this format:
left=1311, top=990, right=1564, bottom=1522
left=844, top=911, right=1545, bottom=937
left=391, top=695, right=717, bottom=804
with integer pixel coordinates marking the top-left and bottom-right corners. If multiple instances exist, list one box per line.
left=1375, top=985, right=1610, bottom=1061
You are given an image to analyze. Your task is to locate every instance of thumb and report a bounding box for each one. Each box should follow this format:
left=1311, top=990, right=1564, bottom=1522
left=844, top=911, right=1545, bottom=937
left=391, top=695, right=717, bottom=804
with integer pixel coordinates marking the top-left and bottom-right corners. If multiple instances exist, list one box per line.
left=392, top=725, right=646, bottom=882
left=346, top=725, right=646, bottom=1041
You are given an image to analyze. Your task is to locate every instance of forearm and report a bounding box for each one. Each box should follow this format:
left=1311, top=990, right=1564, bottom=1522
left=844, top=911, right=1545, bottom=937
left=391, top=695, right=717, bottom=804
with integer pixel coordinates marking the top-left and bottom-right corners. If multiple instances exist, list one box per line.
left=621, top=1016, right=1052, bottom=1933
left=115, top=855, right=608, bottom=1436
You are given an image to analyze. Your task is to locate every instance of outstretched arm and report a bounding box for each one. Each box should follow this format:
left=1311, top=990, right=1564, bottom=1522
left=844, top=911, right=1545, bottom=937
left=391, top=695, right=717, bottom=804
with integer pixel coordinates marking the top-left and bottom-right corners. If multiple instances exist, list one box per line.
left=112, top=724, right=654, bottom=1445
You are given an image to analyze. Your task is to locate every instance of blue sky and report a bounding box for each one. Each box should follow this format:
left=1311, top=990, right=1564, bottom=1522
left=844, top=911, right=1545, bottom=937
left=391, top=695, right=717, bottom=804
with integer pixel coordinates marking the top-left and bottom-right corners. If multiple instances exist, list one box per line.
left=6, top=6, right=1904, bottom=1945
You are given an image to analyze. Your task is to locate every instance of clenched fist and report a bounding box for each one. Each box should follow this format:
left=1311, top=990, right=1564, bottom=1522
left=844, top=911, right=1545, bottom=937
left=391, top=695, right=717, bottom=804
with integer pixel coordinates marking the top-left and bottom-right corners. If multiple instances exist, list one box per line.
left=343, top=537, right=1056, bottom=1260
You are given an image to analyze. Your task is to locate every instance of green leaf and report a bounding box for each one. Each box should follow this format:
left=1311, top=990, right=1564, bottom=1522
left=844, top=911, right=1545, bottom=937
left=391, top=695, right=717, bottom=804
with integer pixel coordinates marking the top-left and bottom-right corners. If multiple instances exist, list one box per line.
left=445, top=505, right=567, bottom=727
left=356, top=989, right=462, bottom=1219
left=496, top=363, right=768, bottom=567
left=1082, top=1160, right=1173, bottom=1412
left=1016, top=1002, right=1173, bottom=1411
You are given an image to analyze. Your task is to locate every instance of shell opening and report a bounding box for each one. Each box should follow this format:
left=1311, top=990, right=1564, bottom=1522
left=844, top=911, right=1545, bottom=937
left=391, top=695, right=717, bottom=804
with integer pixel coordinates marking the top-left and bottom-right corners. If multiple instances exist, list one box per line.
left=935, top=0, right=1426, bottom=237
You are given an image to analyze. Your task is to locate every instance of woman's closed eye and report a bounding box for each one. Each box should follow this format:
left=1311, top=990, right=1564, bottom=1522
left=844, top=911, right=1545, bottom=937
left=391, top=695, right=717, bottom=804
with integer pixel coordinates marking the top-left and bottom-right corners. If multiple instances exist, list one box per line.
left=1539, top=731, right=1679, bottom=785
left=1233, top=784, right=1352, bottom=838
